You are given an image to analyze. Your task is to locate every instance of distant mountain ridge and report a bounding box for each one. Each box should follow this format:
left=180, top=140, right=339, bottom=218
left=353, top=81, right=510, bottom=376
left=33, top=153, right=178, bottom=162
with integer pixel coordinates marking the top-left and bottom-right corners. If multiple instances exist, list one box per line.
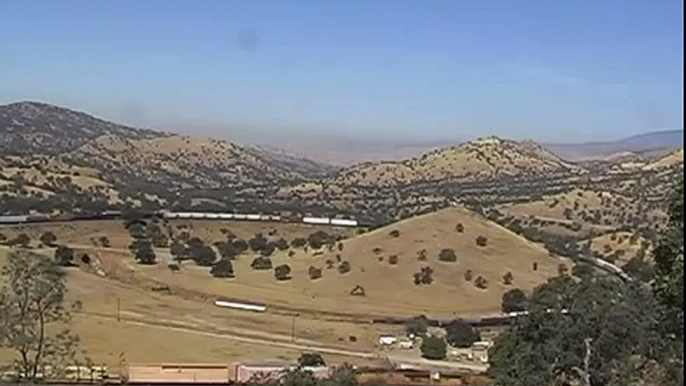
left=545, top=130, right=683, bottom=160
left=0, top=101, right=164, bottom=155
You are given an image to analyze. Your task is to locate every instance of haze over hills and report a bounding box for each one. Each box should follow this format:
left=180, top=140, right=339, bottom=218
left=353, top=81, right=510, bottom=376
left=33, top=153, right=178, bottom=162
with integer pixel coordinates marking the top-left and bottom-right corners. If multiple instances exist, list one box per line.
left=544, top=129, right=684, bottom=160
left=0, top=101, right=683, bottom=228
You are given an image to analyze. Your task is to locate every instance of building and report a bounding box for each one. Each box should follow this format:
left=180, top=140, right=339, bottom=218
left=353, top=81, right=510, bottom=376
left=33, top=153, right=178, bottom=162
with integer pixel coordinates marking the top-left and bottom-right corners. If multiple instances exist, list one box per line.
left=235, top=362, right=330, bottom=383
left=124, top=363, right=233, bottom=384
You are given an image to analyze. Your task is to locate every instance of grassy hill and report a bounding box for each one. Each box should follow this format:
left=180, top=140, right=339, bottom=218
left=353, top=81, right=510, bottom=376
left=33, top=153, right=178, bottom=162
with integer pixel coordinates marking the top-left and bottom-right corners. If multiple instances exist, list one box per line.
left=333, top=137, right=584, bottom=187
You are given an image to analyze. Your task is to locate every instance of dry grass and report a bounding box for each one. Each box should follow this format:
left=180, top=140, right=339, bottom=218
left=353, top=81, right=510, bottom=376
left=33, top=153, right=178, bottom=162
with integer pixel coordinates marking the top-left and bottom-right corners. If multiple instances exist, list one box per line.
left=111, top=207, right=566, bottom=319
left=333, top=137, right=582, bottom=186
left=582, top=231, right=652, bottom=266
left=0, top=247, right=395, bottom=371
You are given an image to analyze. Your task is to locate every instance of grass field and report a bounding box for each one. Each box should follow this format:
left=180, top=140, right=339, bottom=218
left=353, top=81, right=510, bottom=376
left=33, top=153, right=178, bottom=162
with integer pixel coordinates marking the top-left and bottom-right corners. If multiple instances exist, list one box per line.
left=0, top=247, right=395, bottom=372
left=0, top=208, right=567, bottom=371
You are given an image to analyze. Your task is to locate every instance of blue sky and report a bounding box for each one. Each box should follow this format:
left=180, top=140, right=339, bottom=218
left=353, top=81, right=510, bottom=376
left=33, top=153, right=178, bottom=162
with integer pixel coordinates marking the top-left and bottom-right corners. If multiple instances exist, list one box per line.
left=0, top=0, right=683, bottom=143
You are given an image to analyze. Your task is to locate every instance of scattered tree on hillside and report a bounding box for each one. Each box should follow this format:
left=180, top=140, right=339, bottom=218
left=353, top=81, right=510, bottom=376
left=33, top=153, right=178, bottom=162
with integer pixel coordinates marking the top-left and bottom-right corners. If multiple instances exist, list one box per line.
left=210, top=259, right=234, bottom=278
left=417, top=249, right=427, bottom=261
left=248, top=233, right=269, bottom=253
left=307, top=230, right=335, bottom=250
left=389, top=229, right=400, bottom=238
left=501, top=288, right=528, bottom=313
left=274, top=264, right=292, bottom=281
left=388, top=255, right=399, bottom=265
left=191, top=245, right=217, bottom=267
left=273, top=237, right=289, bottom=251
left=420, top=336, right=447, bottom=360
left=308, top=266, right=322, bottom=280
left=557, top=263, right=569, bottom=277
left=446, top=319, right=480, bottom=348
left=8, top=233, right=30, bottom=248
left=502, top=271, right=514, bottom=285
left=455, top=223, right=465, bottom=233
left=99, top=236, right=111, bottom=248
left=338, top=261, right=351, bottom=274
left=413, top=267, right=434, bottom=285
left=291, top=237, right=307, bottom=248
left=54, top=245, right=74, bottom=267
left=438, top=248, right=457, bottom=262
left=464, top=269, right=474, bottom=282
left=0, top=250, right=81, bottom=381
left=39, top=231, right=57, bottom=247
left=251, top=256, right=273, bottom=270
left=532, top=262, right=538, bottom=271
left=474, top=276, right=488, bottom=290
left=337, top=243, right=344, bottom=252
left=476, top=236, right=488, bottom=247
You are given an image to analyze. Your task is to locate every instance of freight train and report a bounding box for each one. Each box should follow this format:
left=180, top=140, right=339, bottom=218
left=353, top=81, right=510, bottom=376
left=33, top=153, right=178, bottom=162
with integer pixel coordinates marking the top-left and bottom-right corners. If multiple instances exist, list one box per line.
left=0, top=210, right=360, bottom=227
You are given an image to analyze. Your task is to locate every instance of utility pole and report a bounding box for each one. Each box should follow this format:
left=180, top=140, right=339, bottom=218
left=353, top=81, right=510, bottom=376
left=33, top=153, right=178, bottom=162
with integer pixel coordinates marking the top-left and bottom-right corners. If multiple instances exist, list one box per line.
left=291, top=315, right=296, bottom=342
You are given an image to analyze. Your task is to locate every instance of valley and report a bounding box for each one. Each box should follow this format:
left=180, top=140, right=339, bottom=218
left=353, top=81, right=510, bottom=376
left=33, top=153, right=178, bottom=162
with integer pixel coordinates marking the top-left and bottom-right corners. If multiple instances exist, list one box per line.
left=0, top=101, right=683, bottom=380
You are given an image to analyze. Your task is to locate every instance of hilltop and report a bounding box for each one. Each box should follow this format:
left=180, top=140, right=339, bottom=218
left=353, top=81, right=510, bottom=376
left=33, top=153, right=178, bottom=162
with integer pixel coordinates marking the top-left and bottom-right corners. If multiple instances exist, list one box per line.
left=333, top=136, right=583, bottom=187
left=0, top=102, right=333, bottom=213
left=0, top=101, right=162, bottom=155
left=545, top=129, right=684, bottom=160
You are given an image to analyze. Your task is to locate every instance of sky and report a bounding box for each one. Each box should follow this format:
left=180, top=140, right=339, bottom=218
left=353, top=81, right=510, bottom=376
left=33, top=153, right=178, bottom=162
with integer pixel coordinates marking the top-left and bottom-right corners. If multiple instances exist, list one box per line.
left=0, top=0, right=683, bottom=144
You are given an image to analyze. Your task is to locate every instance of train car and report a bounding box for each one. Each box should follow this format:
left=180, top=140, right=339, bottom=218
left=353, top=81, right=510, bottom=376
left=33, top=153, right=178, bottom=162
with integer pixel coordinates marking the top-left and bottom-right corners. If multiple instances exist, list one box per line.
left=218, top=213, right=234, bottom=220
left=234, top=214, right=247, bottom=220
left=0, top=215, right=29, bottom=224
left=330, top=218, right=358, bottom=227
left=269, top=215, right=282, bottom=222
left=259, top=215, right=272, bottom=221
left=246, top=214, right=261, bottom=221
left=303, top=217, right=331, bottom=225
left=206, top=213, right=221, bottom=220
left=190, top=212, right=206, bottom=219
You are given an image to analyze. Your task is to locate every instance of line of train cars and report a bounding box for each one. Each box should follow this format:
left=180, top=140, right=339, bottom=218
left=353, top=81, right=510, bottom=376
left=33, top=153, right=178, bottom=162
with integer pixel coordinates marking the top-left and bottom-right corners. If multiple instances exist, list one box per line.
left=0, top=210, right=360, bottom=228
left=160, top=211, right=359, bottom=227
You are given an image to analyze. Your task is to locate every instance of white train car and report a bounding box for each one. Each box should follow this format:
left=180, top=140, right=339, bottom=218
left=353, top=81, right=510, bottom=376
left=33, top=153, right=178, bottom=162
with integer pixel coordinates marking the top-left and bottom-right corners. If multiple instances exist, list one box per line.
left=234, top=214, right=247, bottom=220
left=259, top=215, right=272, bottom=221
left=303, top=217, right=331, bottom=225
left=246, top=214, right=261, bottom=221
left=206, top=213, right=221, bottom=220
left=218, top=213, right=234, bottom=220
left=214, top=300, right=267, bottom=313
left=190, top=212, right=206, bottom=219
left=270, top=215, right=282, bottom=222
left=330, top=218, right=358, bottom=227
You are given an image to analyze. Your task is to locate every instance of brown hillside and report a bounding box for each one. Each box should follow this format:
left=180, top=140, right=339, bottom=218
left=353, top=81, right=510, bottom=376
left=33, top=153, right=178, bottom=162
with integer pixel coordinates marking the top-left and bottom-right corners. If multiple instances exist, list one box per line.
left=111, top=207, right=568, bottom=319
left=333, top=137, right=584, bottom=187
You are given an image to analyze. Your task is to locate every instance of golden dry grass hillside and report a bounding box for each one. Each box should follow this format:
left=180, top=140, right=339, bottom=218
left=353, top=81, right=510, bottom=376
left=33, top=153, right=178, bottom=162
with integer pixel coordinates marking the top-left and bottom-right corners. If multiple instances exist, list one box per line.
left=498, top=188, right=667, bottom=235
left=643, top=148, right=684, bottom=171
left=69, top=134, right=305, bottom=189
left=82, top=207, right=568, bottom=320
left=580, top=231, right=652, bottom=266
left=332, top=137, right=584, bottom=187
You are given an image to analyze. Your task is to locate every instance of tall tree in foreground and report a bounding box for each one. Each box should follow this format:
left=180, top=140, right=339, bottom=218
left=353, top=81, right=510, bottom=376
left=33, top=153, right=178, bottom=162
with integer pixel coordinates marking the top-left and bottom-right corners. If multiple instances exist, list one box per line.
left=653, top=180, right=684, bottom=339
left=489, top=274, right=672, bottom=386
left=0, top=251, right=81, bottom=381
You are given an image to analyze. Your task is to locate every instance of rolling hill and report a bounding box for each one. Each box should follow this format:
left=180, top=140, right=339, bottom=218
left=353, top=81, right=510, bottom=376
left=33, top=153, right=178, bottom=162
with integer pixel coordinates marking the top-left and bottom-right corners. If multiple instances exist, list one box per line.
left=333, top=137, right=584, bottom=187
left=0, top=101, right=334, bottom=212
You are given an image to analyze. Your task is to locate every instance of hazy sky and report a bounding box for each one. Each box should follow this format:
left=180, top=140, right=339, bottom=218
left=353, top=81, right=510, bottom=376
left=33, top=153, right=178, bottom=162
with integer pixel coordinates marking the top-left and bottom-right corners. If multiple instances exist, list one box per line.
left=0, top=0, right=683, bottom=143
